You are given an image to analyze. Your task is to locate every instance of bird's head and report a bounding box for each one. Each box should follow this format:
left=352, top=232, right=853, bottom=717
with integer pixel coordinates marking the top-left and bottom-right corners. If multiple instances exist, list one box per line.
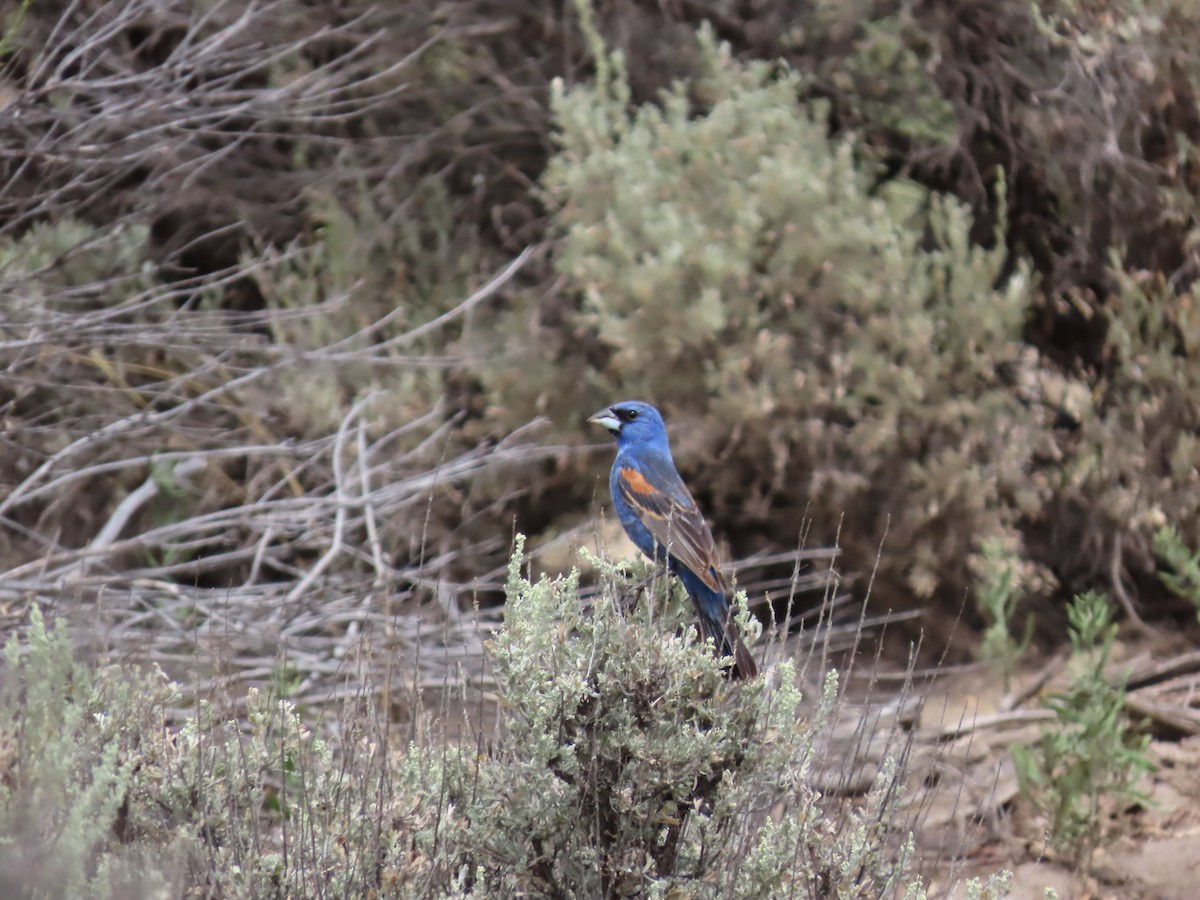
left=588, top=400, right=670, bottom=451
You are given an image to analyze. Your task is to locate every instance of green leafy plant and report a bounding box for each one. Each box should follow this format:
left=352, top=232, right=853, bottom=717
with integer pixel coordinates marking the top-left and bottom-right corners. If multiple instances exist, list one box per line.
left=1012, top=591, right=1153, bottom=863
left=975, top=539, right=1033, bottom=690
left=0, top=0, right=34, bottom=60
left=1153, top=524, right=1200, bottom=619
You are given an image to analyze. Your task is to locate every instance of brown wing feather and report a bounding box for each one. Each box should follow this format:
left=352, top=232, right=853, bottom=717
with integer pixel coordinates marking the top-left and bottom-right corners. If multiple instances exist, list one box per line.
left=616, top=465, right=726, bottom=593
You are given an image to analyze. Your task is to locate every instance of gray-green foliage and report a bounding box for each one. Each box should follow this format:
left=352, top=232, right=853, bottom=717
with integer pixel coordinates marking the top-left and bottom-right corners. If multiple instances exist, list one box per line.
left=1011, top=591, right=1153, bottom=863
left=0, top=218, right=151, bottom=306
left=0, top=609, right=400, bottom=898
left=167, top=692, right=399, bottom=898
left=544, top=22, right=1042, bottom=603
left=963, top=870, right=1014, bottom=900
left=975, top=539, right=1033, bottom=690
left=1153, top=523, right=1200, bottom=619
left=451, top=538, right=928, bottom=897
left=0, top=540, right=996, bottom=898
left=0, top=554, right=945, bottom=897
left=0, top=608, right=177, bottom=899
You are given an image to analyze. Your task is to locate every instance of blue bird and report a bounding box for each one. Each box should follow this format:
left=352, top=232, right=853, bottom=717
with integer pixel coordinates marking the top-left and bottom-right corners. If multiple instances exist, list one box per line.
left=589, top=400, right=757, bottom=679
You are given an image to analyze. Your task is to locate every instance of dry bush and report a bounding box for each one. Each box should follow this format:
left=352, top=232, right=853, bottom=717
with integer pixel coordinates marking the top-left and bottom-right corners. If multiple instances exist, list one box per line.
left=0, top=0, right=697, bottom=279
left=539, top=24, right=1057, bottom=631
left=0, top=0, right=577, bottom=705
left=776, top=1, right=1200, bottom=609
left=523, top=5, right=1200, bottom=631
left=3, top=0, right=1198, bottom=681
left=0, top=213, right=554, bottom=709
left=723, top=0, right=1200, bottom=338
left=0, top=0, right=415, bottom=262
left=1034, top=267, right=1200, bottom=610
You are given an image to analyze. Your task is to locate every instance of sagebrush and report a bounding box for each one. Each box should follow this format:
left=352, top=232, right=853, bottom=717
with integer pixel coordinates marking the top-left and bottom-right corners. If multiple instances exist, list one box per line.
left=0, top=545, right=1014, bottom=897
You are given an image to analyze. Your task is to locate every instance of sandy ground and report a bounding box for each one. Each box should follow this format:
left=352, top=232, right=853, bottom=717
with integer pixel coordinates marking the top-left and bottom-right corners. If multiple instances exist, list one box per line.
left=902, top=629, right=1200, bottom=900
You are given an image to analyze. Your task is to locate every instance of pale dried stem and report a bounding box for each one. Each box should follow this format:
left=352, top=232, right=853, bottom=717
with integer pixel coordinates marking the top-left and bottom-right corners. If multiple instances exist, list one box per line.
left=1, top=241, right=541, bottom=720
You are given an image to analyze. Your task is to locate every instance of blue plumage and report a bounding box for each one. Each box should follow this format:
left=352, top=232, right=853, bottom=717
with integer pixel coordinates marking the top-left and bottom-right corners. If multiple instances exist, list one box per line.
left=589, top=401, right=757, bottom=679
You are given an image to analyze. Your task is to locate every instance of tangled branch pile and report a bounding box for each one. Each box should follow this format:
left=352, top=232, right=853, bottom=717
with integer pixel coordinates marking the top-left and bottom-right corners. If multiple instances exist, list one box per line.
left=1, top=0, right=1198, bottom=675
left=0, top=0, right=557, bottom=700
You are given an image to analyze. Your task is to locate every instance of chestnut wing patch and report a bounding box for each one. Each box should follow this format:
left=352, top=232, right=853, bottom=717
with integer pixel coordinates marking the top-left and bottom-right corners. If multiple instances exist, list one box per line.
left=615, top=465, right=725, bottom=594
left=619, top=467, right=658, bottom=496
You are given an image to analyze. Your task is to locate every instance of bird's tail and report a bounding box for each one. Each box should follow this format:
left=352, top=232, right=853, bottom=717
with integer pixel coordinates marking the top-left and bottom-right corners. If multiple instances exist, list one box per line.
left=697, top=606, right=758, bottom=681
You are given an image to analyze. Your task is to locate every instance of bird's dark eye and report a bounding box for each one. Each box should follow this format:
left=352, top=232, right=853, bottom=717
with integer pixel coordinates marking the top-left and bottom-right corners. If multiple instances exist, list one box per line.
left=617, top=407, right=639, bottom=423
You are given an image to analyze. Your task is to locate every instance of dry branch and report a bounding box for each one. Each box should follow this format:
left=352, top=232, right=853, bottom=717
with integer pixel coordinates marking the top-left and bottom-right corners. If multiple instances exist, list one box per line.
left=0, top=233, right=544, bottom=718
left=0, top=0, right=438, bottom=246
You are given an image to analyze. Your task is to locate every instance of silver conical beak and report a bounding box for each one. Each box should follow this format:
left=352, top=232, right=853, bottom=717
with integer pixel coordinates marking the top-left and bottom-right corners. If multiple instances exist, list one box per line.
left=587, top=407, right=621, bottom=432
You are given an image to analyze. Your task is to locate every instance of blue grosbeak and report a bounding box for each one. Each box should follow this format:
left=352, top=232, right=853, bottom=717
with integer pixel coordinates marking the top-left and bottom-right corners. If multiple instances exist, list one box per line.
left=589, top=400, right=757, bottom=679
